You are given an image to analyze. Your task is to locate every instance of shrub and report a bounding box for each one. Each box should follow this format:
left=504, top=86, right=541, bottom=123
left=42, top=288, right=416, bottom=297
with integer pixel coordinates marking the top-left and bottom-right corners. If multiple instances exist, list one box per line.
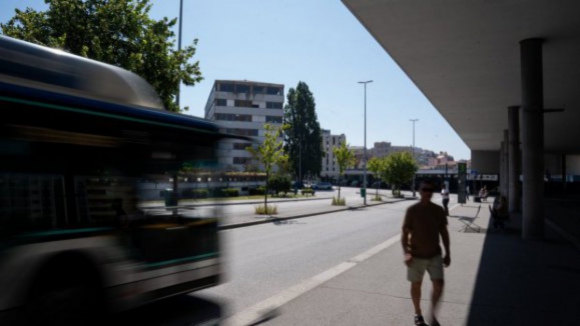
left=301, top=188, right=315, bottom=196
left=187, top=189, right=208, bottom=199
left=221, top=188, right=239, bottom=197
left=249, top=187, right=266, bottom=196
left=372, top=195, right=382, bottom=201
left=269, top=174, right=292, bottom=196
left=254, top=204, right=278, bottom=215
left=332, top=197, right=346, bottom=206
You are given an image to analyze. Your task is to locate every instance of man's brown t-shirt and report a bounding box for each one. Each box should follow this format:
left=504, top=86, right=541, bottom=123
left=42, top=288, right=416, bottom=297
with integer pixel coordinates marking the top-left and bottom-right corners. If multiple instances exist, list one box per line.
left=402, top=202, right=448, bottom=258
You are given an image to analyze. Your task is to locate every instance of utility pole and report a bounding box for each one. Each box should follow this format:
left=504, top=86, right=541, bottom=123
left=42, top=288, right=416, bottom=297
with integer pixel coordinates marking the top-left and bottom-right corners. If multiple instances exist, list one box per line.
left=410, top=119, right=419, bottom=197
left=176, top=0, right=184, bottom=109
left=358, top=80, right=373, bottom=205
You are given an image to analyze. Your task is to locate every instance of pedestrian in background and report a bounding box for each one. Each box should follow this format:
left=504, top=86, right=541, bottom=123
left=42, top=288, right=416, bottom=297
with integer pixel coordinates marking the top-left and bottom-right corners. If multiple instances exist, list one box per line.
left=441, top=183, right=450, bottom=216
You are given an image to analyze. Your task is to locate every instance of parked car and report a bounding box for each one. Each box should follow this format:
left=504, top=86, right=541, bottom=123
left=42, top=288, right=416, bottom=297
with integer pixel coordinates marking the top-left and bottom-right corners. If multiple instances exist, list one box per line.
left=313, top=182, right=333, bottom=190
left=292, top=181, right=305, bottom=189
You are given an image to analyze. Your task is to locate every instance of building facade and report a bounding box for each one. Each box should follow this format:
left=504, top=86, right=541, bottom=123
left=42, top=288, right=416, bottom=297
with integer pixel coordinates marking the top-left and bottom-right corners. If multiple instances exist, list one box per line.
left=321, top=129, right=346, bottom=178
left=204, top=80, right=284, bottom=171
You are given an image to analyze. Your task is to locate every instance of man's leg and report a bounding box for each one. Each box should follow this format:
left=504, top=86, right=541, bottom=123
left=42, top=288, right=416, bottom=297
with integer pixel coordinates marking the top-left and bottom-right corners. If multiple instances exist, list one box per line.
left=411, top=281, right=423, bottom=315
left=431, top=279, right=444, bottom=315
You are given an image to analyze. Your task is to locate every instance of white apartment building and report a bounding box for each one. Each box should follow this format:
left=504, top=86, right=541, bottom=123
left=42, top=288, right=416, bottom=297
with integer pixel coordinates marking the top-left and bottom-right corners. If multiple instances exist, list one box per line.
left=321, top=129, right=346, bottom=177
left=204, top=80, right=284, bottom=171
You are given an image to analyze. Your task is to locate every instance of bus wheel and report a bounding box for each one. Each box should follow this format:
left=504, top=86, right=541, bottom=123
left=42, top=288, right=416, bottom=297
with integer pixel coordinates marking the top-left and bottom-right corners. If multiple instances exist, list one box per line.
left=26, top=272, right=106, bottom=326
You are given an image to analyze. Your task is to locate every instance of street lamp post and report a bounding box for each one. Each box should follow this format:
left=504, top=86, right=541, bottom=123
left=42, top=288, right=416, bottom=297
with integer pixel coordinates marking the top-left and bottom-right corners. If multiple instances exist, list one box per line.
left=358, top=80, right=373, bottom=205
left=410, top=119, right=419, bottom=197
left=176, top=0, right=184, bottom=109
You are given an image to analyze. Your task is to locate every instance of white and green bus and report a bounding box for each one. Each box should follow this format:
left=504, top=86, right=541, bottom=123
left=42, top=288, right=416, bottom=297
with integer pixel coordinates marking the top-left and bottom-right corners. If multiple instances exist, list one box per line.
left=0, top=36, right=233, bottom=325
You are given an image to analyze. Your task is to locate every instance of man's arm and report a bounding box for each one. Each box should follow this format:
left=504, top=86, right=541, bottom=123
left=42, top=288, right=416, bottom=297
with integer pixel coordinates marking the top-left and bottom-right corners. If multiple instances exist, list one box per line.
left=401, top=227, right=411, bottom=254
left=441, top=226, right=451, bottom=267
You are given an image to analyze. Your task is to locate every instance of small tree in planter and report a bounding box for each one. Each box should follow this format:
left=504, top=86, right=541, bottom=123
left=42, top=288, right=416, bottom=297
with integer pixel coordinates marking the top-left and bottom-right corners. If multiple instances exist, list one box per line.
left=367, top=157, right=385, bottom=201
left=333, top=141, right=355, bottom=205
left=381, top=152, right=417, bottom=198
left=246, top=124, right=288, bottom=214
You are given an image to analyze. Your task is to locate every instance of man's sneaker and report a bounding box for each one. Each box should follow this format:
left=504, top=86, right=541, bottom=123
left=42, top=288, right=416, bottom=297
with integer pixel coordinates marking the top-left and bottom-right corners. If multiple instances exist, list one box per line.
left=414, top=315, right=429, bottom=326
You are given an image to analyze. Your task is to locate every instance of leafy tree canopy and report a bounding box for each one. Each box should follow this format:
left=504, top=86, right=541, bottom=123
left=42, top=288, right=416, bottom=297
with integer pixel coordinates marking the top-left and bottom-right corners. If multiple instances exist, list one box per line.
left=1, top=0, right=202, bottom=112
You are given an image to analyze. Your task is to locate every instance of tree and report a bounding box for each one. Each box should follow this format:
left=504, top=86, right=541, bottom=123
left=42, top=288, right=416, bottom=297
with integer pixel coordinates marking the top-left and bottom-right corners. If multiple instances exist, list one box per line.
left=333, top=141, right=355, bottom=200
left=367, top=157, right=385, bottom=198
left=246, top=124, right=288, bottom=213
left=1, top=0, right=202, bottom=112
left=283, top=82, right=324, bottom=180
left=381, top=152, right=418, bottom=197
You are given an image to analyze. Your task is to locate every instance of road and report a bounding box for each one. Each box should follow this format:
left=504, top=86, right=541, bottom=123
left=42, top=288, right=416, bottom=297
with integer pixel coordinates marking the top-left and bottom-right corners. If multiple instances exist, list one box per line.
left=197, top=199, right=416, bottom=320
left=115, top=191, right=454, bottom=325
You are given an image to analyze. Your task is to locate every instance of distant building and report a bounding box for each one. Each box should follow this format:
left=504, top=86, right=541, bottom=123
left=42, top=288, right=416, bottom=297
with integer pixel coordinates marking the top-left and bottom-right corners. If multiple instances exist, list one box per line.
left=371, top=141, right=392, bottom=158
left=349, top=145, right=366, bottom=169
left=321, top=129, right=346, bottom=178
left=204, top=80, right=284, bottom=171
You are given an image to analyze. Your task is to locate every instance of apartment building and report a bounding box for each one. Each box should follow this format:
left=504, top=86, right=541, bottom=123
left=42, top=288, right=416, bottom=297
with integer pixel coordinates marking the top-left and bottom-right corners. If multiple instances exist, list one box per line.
left=321, top=129, right=346, bottom=177
left=204, top=80, right=284, bottom=171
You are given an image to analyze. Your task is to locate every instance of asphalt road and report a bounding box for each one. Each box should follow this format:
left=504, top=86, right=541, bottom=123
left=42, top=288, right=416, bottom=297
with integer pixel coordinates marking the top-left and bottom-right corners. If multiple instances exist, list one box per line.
left=196, top=199, right=416, bottom=320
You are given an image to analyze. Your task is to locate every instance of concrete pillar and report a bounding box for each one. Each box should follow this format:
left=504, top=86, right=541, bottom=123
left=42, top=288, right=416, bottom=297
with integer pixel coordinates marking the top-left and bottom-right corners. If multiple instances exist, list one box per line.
left=520, top=38, right=545, bottom=240
left=562, top=154, right=567, bottom=195
left=501, top=129, right=509, bottom=197
left=500, top=141, right=506, bottom=196
left=508, top=106, right=521, bottom=213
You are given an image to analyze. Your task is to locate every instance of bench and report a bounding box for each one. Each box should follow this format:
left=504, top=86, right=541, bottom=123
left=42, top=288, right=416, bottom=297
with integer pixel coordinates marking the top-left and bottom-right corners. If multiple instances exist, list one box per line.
left=458, top=205, right=482, bottom=232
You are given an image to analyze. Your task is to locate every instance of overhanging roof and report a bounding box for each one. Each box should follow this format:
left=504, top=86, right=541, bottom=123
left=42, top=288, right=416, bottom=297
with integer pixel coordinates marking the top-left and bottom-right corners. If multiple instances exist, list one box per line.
left=342, top=0, right=580, bottom=154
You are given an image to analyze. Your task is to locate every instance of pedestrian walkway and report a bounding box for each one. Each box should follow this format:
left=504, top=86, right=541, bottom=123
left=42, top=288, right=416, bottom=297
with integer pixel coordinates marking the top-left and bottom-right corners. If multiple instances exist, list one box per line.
left=263, top=201, right=580, bottom=326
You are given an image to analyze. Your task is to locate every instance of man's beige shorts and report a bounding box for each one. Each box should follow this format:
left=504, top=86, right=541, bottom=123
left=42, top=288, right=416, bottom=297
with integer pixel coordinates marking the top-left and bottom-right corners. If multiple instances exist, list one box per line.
left=407, top=255, right=444, bottom=282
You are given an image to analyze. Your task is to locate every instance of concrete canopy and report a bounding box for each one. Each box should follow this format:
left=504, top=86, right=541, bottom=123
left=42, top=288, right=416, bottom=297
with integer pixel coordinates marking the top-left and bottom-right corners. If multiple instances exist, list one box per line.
left=342, top=0, right=580, bottom=154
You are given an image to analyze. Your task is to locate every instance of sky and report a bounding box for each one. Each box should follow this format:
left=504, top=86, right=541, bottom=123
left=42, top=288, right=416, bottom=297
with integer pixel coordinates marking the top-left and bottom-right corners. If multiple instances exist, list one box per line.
left=0, top=0, right=470, bottom=160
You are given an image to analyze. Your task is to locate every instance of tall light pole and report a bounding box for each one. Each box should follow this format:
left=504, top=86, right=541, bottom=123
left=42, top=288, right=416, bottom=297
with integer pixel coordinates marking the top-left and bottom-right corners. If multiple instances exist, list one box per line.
left=410, top=119, right=419, bottom=197
left=176, top=0, right=184, bottom=109
left=358, top=80, right=373, bottom=205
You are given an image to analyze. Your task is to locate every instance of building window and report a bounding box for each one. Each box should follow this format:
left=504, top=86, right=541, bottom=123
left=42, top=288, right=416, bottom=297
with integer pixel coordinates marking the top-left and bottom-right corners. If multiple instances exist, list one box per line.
left=267, top=87, right=282, bottom=95
left=233, top=157, right=253, bottom=165
left=236, top=84, right=250, bottom=94
left=333, top=138, right=335, bottom=145
left=265, top=116, right=282, bottom=123
left=233, top=142, right=252, bottom=150
left=219, top=83, right=235, bottom=92
left=266, top=102, right=283, bottom=109
left=215, top=98, right=227, bottom=106
left=215, top=113, right=252, bottom=122
left=225, top=129, right=258, bottom=137
left=235, top=100, right=253, bottom=108
left=253, top=86, right=265, bottom=94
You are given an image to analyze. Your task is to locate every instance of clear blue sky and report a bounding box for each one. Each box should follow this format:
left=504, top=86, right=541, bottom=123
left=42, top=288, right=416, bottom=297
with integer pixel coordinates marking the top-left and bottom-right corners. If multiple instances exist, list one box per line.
left=1, top=0, right=470, bottom=160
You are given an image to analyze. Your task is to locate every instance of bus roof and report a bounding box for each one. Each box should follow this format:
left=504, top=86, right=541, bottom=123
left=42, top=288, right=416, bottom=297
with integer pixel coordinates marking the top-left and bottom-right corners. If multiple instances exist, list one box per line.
left=0, top=35, right=164, bottom=110
left=0, top=36, right=227, bottom=135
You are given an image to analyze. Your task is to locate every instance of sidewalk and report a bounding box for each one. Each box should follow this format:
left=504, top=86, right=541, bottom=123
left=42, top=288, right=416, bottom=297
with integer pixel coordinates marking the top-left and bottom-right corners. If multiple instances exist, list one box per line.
left=264, top=201, right=580, bottom=326
left=220, top=194, right=407, bottom=229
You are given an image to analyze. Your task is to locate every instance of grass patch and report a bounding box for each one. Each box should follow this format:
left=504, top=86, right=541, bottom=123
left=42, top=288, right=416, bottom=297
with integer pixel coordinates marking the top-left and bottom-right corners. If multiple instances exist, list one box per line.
left=332, top=197, right=346, bottom=206
left=254, top=204, right=278, bottom=215
left=371, top=195, right=382, bottom=201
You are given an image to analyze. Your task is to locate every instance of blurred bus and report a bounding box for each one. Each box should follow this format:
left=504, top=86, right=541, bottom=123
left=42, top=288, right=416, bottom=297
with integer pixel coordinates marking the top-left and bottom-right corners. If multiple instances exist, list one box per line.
left=0, top=36, right=234, bottom=325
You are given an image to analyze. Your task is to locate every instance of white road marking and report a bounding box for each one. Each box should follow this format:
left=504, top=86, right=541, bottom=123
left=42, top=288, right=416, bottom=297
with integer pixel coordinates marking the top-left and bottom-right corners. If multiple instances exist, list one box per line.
left=223, top=234, right=402, bottom=326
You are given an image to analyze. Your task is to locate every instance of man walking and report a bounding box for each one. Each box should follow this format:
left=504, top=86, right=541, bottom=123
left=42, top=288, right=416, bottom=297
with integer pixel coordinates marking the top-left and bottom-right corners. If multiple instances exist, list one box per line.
left=402, top=179, right=451, bottom=326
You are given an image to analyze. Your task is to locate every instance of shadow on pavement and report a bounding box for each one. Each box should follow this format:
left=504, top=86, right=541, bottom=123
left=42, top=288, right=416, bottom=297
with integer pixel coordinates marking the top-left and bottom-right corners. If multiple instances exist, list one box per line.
left=465, top=211, right=580, bottom=325
left=113, top=294, right=223, bottom=326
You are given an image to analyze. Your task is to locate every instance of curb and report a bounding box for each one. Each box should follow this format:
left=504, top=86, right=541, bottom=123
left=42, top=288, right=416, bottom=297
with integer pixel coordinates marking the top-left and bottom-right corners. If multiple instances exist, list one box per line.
left=140, top=196, right=331, bottom=209
left=218, top=198, right=409, bottom=230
